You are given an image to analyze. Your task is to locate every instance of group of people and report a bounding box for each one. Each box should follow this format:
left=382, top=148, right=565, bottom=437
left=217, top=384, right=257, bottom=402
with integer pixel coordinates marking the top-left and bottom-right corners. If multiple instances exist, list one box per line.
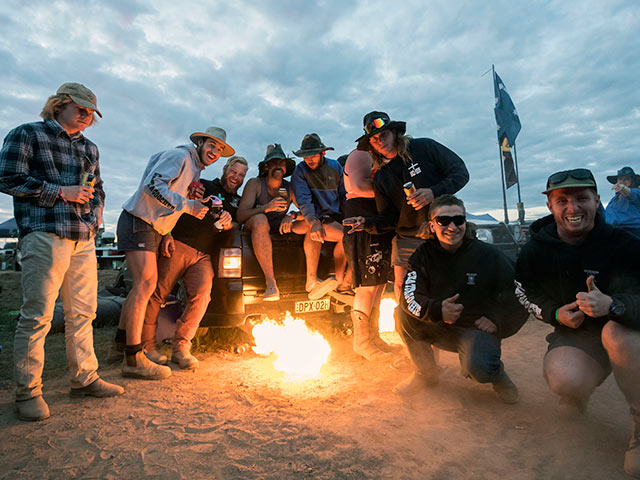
left=0, top=82, right=638, bottom=477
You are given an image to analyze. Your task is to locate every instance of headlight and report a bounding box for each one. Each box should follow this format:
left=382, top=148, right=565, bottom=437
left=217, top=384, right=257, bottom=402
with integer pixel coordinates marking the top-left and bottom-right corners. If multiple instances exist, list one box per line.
left=219, top=247, right=242, bottom=278
left=476, top=228, right=494, bottom=244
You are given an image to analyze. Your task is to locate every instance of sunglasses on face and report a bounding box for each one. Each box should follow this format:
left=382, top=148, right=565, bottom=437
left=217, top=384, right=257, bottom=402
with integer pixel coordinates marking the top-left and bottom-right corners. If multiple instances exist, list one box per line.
left=364, top=117, right=387, bottom=135
left=545, top=168, right=595, bottom=190
left=432, top=215, right=466, bottom=227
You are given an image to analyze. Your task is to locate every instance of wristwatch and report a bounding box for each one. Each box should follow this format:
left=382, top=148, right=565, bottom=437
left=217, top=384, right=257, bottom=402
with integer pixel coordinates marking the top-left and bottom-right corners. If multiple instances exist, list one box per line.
left=608, top=297, right=626, bottom=320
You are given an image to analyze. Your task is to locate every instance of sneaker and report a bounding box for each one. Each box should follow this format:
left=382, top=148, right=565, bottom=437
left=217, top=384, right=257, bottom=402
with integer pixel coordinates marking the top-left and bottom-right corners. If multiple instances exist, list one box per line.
left=308, top=277, right=338, bottom=300
left=70, top=378, right=125, bottom=397
left=172, top=349, right=199, bottom=370
left=492, top=371, right=519, bottom=404
left=122, top=350, right=171, bottom=379
left=145, top=349, right=168, bottom=365
left=15, top=396, right=50, bottom=421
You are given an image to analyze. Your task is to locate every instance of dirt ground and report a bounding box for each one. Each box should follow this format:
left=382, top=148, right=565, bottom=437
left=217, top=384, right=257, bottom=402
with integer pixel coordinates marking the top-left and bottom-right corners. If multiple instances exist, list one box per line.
left=0, top=272, right=634, bottom=479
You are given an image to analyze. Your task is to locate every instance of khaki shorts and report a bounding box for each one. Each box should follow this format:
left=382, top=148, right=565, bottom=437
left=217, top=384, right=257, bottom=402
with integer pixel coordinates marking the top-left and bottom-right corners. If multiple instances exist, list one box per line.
left=391, top=235, right=425, bottom=268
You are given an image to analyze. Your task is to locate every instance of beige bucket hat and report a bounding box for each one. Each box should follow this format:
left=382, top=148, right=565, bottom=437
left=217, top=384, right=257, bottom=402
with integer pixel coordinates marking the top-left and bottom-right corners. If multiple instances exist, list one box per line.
left=189, top=126, right=235, bottom=157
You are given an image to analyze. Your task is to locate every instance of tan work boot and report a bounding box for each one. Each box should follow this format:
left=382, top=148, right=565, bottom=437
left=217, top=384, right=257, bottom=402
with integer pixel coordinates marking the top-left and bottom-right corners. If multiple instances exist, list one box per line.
left=492, top=370, right=519, bottom=405
left=70, top=378, right=125, bottom=397
left=15, top=396, right=50, bottom=421
left=145, top=348, right=168, bottom=365
left=352, top=310, right=390, bottom=361
left=122, top=350, right=171, bottom=379
left=369, top=305, right=403, bottom=354
left=393, top=370, right=440, bottom=396
left=625, top=408, right=640, bottom=478
left=172, top=346, right=199, bottom=370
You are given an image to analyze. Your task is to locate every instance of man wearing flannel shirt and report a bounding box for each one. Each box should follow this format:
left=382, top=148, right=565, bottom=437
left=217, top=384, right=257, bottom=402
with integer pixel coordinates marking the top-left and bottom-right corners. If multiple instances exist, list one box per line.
left=0, top=83, right=124, bottom=422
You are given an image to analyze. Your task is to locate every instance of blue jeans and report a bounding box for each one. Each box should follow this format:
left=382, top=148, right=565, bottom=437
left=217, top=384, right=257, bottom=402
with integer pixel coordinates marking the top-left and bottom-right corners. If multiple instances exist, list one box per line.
left=397, top=309, right=503, bottom=384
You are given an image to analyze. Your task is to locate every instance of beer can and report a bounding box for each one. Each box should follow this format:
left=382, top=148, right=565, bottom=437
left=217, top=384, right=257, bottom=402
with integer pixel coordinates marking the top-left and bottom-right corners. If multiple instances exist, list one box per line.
left=403, top=181, right=416, bottom=196
left=278, top=187, right=288, bottom=199
left=188, top=181, right=203, bottom=199
left=81, top=172, right=96, bottom=187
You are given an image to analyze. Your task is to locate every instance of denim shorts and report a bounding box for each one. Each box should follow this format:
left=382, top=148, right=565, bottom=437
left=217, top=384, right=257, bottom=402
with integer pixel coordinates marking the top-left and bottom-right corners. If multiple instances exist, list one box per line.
left=116, top=210, right=162, bottom=253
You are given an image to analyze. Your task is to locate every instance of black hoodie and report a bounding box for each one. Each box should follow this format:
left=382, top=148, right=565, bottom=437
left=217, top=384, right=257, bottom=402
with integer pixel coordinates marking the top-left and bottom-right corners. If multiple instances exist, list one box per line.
left=400, top=236, right=528, bottom=339
left=515, top=213, right=640, bottom=330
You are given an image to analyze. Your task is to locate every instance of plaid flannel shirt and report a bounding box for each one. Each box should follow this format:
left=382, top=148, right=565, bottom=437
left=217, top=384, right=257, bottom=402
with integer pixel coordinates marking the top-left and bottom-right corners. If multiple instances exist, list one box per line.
left=0, top=119, right=104, bottom=241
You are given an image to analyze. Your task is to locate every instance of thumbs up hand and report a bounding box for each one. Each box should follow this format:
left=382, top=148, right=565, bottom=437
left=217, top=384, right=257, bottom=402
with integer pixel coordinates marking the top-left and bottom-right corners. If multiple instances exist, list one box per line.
left=442, top=293, right=464, bottom=324
left=576, top=275, right=612, bottom=318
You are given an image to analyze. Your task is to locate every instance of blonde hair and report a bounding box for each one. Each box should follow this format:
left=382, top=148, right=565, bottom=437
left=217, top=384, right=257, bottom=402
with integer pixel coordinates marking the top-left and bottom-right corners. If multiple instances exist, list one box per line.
left=40, top=94, right=97, bottom=126
left=223, top=155, right=248, bottom=174
left=369, top=130, right=412, bottom=168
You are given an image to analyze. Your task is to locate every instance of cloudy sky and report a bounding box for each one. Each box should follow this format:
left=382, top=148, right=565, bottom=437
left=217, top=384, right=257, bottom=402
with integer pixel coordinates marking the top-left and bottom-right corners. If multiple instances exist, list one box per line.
left=1, top=0, right=638, bottom=233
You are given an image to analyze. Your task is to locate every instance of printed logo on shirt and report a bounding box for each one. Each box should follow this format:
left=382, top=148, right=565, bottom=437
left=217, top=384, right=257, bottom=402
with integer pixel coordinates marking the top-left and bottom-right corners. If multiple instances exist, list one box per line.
left=403, top=270, right=421, bottom=317
left=408, top=162, right=422, bottom=177
left=466, top=273, right=477, bottom=285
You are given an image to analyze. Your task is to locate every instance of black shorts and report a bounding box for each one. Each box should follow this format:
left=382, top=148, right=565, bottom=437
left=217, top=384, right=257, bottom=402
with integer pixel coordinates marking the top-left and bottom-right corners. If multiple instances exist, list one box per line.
left=343, top=230, right=393, bottom=287
left=546, top=321, right=612, bottom=375
left=116, top=210, right=162, bottom=253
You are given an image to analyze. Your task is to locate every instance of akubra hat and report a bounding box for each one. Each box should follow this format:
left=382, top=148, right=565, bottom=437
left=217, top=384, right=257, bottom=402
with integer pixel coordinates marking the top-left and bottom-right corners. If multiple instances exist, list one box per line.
left=189, top=126, right=235, bottom=157
left=293, top=133, right=334, bottom=158
left=607, top=166, right=640, bottom=186
left=355, top=111, right=406, bottom=151
left=258, top=144, right=296, bottom=177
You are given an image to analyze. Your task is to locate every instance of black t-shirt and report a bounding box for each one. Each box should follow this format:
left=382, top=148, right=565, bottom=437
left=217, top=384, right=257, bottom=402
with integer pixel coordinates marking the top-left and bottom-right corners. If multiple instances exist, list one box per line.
left=171, top=178, right=240, bottom=254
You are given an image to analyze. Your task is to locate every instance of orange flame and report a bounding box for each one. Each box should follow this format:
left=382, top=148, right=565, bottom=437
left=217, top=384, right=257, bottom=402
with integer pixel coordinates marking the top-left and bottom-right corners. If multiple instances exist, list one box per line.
left=252, top=312, right=331, bottom=379
left=378, top=297, right=397, bottom=332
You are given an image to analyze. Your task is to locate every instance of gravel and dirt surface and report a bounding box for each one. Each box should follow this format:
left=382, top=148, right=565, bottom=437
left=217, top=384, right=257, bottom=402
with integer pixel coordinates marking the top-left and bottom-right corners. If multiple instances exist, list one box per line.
left=0, top=271, right=634, bottom=479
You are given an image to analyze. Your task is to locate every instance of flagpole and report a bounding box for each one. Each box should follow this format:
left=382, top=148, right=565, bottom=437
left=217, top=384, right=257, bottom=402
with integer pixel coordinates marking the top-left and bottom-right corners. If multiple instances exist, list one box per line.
left=513, top=143, right=525, bottom=223
left=493, top=65, right=510, bottom=224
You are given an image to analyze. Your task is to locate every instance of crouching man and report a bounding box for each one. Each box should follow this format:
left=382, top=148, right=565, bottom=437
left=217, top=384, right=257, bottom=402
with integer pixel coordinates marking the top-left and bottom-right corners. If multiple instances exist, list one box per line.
left=515, top=168, right=640, bottom=477
left=0, top=83, right=124, bottom=421
left=395, top=195, right=526, bottom=404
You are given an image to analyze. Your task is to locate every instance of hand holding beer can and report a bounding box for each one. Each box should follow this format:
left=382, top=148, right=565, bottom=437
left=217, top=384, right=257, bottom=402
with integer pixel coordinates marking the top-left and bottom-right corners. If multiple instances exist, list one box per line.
left=188, top=181, right=204, bottom=199
left=403, top=181, right=416, bottom=196
left=278, top=187, right=288, bottom=200
left=81, top=172, right=96, bottom=187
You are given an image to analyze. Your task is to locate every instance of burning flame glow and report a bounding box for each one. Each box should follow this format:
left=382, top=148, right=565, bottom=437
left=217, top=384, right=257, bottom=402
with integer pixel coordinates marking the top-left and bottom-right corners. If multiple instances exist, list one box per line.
left=252, top=312, right=331, bottom=379
left=379, top=297, right=398, bottom=332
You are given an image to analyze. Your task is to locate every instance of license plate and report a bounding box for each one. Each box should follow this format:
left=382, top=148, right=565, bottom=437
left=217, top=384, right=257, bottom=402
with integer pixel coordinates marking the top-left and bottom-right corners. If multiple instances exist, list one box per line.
left=294, top=298, right=330, bottom=314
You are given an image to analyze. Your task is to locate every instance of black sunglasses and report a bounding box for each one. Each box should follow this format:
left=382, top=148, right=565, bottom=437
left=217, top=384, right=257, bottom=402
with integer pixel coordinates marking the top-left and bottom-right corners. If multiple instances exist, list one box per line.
left=546, top=168, right=594, bottom=190
left=432, top=215, right=466, bottom=227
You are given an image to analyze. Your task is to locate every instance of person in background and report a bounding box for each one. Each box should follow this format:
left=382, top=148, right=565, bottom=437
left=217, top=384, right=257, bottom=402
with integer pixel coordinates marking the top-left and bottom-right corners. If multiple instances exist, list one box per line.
left=236, top=145, right=301, bottom=301
left=141, top=156, right=248, bottom=370
left=515, top=168, right=640, bottom=477
left=342, top=149, right=399, bottom=360
left=605, top=166, right=640, bottom=238
left=353, top=111, right=469, bottom=300
left=291, top=133, right=350, bottom=299
left=0, top=82, right=124, bottom=421
left=396, top=195, right=525, bottom=403
left=115, top=126, right=234, bottom=380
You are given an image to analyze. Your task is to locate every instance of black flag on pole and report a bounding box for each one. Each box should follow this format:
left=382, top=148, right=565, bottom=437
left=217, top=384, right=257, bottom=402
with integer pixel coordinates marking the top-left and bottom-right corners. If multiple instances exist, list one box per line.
left=501, top=137, right=518, bottom=188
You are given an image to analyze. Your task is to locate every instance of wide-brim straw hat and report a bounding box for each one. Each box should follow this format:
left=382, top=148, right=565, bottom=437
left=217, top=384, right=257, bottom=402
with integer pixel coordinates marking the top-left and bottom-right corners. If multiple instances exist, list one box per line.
left=258, top=144, right=296, bottom=177
left=293, top=133, right=335, bottom=158
left=355, top=111, right=406, bottom=151
left=189, top=126, right=235, bottom=157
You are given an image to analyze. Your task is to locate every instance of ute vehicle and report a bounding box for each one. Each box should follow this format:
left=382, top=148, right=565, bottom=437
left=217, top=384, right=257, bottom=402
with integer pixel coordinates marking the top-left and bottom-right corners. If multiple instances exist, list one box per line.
left=198, top=216, right=529, bottom=330
left=200, top=227, right=351, bottom=330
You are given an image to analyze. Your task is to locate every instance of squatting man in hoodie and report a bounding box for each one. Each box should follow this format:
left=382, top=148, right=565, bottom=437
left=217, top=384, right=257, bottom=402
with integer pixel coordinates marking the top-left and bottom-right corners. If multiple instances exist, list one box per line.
left=395, top=194, right=527, bottom=403
left=514, top=168, right=640, bottom=478
left=114, top=126, right=235, bottom=381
